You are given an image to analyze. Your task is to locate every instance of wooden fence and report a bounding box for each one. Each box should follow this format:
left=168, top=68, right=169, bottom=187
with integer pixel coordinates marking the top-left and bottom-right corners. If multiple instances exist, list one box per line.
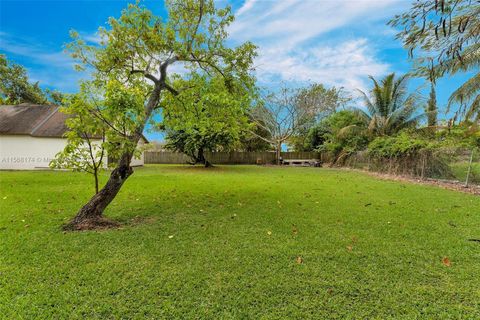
left=145, top=151, right=325, bottom=165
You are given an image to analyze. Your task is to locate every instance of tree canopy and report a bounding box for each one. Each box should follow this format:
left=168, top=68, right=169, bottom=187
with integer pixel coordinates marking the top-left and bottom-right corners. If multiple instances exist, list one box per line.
left=160, top=73, right=253, bottom=166
left=0, top=54, right=63, bottom=105
left=390, top=0, right=480, bottom=120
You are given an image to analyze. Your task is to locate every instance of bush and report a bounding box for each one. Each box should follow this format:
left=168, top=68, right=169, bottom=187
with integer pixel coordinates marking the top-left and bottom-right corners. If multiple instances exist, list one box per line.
left=367, top=131, right=430, bottom=158
left=308, top=111, right=369, bottom=163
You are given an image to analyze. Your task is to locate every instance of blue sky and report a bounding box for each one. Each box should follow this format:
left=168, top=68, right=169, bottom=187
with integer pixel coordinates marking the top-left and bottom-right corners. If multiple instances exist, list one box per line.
left=0, top=0, right=470, bottom=141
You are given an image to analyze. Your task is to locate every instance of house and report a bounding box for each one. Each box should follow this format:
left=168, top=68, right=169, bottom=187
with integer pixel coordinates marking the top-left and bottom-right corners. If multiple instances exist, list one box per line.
left=0, top=104, right=147, bottom=170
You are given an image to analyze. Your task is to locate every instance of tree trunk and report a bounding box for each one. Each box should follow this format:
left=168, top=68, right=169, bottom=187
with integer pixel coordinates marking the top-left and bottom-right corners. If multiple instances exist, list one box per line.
left=197, top=147, right=212, bottom=167
left=66, top=85, right=162, bottom=230
left=94, top=168, right=99, bottom=194
left=276, top=142, right=282, bottom=165
left=66, top=153, right=133, bottom=229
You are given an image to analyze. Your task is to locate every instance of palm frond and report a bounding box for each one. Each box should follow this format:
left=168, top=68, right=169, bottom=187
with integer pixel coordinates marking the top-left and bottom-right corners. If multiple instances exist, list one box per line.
left=448, top=72, right=480, bottom=106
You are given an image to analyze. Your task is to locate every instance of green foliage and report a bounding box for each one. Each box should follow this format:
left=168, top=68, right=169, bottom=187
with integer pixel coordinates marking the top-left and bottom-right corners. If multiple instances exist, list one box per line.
left=67, top=1, right=256, bottom=88
left=306, top=111, right=368, bottom=161
left=1, top=166, right=479, bottom=318
left=289, top=84, right=350, bottom=151
left=160, top=74, right=252, bottom=165
left=367, top=131, right=430, bottom=158
left=49, top=94, right=107, bottom=193
left=390, top=0, right=480, bottom=120
left=0, top=54, right=52, bottom=105
left=353, top=73, right=423, bottom=136
left=364, top=126, right=479, bottom=179
left=239, top=119, right=272, bottom=152
left=50, top=80, right=147, bottom=192
left=368, top=125, right=480, bottom=159
left=436, top=123, right=480, bottom=149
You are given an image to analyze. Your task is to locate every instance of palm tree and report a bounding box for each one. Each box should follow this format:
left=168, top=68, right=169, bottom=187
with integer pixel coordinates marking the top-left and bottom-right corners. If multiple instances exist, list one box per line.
left=351, top=73, right=423, bottom=136
left=443, top=43, right=480, bottom=121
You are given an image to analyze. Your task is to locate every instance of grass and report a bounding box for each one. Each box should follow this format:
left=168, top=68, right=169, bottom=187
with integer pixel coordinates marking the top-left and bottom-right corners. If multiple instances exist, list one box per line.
left=0, top=165, right=479, bottom=319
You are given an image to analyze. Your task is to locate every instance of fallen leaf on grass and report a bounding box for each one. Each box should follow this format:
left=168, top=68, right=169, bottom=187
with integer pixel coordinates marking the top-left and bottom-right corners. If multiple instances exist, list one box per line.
left=346, top=245, right=353, bottom=251
left=267, top=231, right=272, bottom=236
left=296, top=256, right=303, bottom=264
left=442, top=257, right=451, bottom=267
left=292, top=225, right=298, bottom=236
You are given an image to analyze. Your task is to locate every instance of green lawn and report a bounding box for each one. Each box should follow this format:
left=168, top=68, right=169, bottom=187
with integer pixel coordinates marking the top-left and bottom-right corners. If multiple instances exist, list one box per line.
left=1, top=165, right=479, bottom=319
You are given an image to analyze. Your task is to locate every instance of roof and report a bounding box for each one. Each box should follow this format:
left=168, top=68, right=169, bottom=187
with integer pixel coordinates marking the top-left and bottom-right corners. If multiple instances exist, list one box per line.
left=0, top=103, right=149, bottom=142
left=0, top=104, right=69, bottom=138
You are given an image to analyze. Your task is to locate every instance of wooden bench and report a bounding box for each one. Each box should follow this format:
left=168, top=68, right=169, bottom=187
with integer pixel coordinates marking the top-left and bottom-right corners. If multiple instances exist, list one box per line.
left=282, top=159, right=321, bottom=167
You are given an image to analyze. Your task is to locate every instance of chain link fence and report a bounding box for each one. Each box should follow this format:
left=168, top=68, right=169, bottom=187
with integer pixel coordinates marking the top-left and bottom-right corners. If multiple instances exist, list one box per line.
left=341, top=148, right=479, bottom=186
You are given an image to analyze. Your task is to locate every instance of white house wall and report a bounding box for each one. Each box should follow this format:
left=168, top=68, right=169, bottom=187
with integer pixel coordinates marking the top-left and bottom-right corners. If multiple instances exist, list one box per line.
left=0, top=135, right=145, bottom=170
left=0, top=135, right=70, bottom=170
left=130, top=138, right=145, bottom=167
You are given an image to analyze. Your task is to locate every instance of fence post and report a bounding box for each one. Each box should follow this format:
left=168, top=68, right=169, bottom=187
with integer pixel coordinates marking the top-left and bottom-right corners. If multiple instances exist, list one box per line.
left=420, top=152, right=426, bottom=180
left=465, top=149, right=474, bottom=188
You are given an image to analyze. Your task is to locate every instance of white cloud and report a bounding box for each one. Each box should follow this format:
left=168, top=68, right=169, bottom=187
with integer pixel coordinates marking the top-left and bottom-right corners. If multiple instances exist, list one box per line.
left=229, top=0, right=407, bottom=91
left=236, top=0, right=257, bottom=16
left=254, top=39, right=389, bottom=92
left=0, top=32, right=86, bottom=91
left=82, top=32, right=103, bottom=45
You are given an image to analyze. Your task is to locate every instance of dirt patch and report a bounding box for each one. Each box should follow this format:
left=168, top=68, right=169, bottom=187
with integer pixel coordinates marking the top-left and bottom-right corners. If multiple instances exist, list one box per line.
left=62, top=217, right=120, bottom=231
left=340, top=167, right=480, bottom=196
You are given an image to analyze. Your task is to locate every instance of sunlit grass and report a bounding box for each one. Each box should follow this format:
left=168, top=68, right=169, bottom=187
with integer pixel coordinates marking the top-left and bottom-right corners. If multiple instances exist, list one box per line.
left=0, top=165, right=479, bottom=318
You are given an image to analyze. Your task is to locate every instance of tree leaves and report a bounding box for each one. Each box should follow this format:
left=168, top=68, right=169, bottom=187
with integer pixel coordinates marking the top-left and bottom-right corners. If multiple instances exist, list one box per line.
left=160, top=74, right=253, bottom=165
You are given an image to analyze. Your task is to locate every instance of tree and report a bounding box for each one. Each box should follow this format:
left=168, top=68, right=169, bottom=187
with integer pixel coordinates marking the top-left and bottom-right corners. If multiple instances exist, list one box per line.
left=316, top=110, right=368, bottom=164
left=0, top=54, right=64, bottom=105
left=239, top=117, right=272, bottom=152
left=161, top=74, right=251, bottom=167
left=64, top=1, right=256, bottom=229
left=289, top=85, right=350, bottom=151
left=250, top=84, right=344, bottom=163
left=301, top=123, right=330, bottom=152
left=352, top=73, right=423, bottom=136
left=0, top=54, right=48, bottom=104
left=50, top=92, right=108, bottom=194
left=426, top=80, right=438, bottom=128
left=389, top=0, right=480, bottom=120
